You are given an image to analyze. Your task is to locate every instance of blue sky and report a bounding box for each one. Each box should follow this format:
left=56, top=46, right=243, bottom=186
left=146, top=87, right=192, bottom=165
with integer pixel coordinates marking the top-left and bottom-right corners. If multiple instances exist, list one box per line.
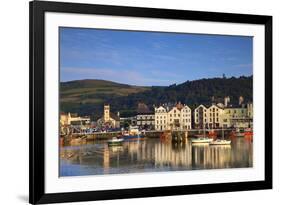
left=60, top=27, right=253, bottom=86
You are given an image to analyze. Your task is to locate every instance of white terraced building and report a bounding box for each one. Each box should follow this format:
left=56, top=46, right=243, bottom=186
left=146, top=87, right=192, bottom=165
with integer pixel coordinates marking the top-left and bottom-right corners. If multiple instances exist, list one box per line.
left=154, top=103, right=192, bottom=131
left=194, top=102, right=253, bottom=129
left=194, top=104, right=224, bottom=129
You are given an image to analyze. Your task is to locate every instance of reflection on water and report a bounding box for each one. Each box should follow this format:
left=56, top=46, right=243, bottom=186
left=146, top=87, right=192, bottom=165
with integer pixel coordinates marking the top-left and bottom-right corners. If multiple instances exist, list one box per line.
left=60, top=137, right=253, bottom=176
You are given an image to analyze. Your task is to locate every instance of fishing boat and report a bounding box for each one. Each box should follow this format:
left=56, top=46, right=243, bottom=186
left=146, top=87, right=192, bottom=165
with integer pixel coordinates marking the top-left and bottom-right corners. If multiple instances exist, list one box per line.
left=210, top=128, right=231, bottom=145
left=244, top=128, right=253, bottom=136
left=107, top=137, right=124, bottom=146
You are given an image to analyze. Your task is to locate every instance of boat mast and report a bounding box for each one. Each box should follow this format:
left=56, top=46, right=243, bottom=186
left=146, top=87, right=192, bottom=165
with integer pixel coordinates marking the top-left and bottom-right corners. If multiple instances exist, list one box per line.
left=203, top=122, right=206, bottom=138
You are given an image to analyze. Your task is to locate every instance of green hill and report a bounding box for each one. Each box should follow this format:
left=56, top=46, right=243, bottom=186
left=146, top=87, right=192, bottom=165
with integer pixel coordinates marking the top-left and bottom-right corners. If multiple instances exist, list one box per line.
left=60, top=76, right=253, bottom=119
left=60, top=79, right=150, bottom=118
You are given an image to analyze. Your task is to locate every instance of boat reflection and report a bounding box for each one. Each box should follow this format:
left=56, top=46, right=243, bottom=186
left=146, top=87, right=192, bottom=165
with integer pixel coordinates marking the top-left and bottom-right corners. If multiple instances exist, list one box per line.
left=60, top=137, right=253, bottom=176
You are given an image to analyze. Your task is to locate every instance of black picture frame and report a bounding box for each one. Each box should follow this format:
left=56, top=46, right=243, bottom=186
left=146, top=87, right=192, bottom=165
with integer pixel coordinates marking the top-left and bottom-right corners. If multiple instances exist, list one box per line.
left=29, top=0, right=272, bottom=204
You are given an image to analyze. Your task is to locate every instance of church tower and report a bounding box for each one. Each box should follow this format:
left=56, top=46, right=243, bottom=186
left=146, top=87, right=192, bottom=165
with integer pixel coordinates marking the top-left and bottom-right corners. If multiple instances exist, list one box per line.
left=104, top=104, right=110, bottom=122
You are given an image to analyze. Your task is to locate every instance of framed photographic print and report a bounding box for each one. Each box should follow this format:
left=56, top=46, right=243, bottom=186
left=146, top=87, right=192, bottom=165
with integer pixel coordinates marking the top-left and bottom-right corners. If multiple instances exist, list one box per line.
left=29, top=0, right=272, bottom=204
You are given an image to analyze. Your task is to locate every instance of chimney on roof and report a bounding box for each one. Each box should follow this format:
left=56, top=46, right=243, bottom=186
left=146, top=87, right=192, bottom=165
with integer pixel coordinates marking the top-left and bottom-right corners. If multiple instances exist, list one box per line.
left=224, top=96, right=230, bottom=107
left=239, top=96, right=244, bottom=105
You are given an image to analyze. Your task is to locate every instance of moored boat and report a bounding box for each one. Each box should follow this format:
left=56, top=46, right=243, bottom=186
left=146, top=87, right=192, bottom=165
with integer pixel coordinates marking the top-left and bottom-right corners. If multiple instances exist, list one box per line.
left=191, top=137, right=213, bottom=143
left=210, top=128, right=231, bottom=145
left=121, top=126, right=144, bottom=140
left=192, top=125, right=213, bottom=143
left=107, top=137, right=124, bottom=146
left=122, top=134, right=144, bottom=140
left=244, top=128, right=253, bottom=136
left=210, top=139, right=231, bottom=145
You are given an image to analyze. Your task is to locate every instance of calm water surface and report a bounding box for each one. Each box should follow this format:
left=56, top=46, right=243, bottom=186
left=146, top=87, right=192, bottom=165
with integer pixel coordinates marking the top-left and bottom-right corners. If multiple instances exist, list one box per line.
left=60, top=136, right=253, bottom=176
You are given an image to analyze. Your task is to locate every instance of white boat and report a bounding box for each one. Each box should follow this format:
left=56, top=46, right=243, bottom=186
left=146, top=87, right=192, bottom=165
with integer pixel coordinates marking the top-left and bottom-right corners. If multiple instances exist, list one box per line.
left=192, top=124, right=213, bottom=144
left=210, top=128, right=231, bottom=145
left=191, top=137, right=213, bottom=143
left=210, top=139, right=231, bottom=145
left=107, top=137, right=124, bottom=146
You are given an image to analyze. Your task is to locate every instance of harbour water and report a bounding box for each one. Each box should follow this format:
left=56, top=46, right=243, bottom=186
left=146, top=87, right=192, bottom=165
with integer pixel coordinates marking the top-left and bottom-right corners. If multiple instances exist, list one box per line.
left=60, top=136, right=253, bottom=176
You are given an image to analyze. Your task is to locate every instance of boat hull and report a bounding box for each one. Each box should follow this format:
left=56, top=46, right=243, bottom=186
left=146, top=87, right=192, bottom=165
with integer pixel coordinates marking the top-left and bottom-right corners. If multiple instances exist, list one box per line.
left=191, top=138, right=213, bottom=143
left=210, top=140, right=231, bottom=145
left=122, top=135, right=144, bottom=140
left=107, top=138, right=124, bottom=146
left=108, top=141, right=123, bottom=146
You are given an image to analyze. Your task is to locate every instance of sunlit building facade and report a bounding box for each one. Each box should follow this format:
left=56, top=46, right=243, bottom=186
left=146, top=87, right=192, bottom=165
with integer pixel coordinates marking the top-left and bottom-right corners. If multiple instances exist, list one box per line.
left=154, top=103, right=192, bottom=131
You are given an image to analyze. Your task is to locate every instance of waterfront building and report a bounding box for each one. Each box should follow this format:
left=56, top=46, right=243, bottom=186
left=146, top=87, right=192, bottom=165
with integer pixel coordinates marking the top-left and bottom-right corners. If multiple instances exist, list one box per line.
left=207, top=104, right=224, bottom=129
left=154, top=102, right=192, bottom=131
left=194, top=104, right=224, bottom=129
left=120, top=116, right=137, bottom=128
left=97, top=104, right=120, bottom=128
left=194, top=104, right=208, bottom=129
left=194, top=104, right=223, bottom=129
left=136, top=103, right=155, bottom=130
left=221, top=103, right=253, bottom=128
left=60, top=112, right=90, bottom=126
left=137, top=114, right=155, bottom=130
left=195, top=95, right=253, bottom=129
left=154, top=106, right=168, bottom=131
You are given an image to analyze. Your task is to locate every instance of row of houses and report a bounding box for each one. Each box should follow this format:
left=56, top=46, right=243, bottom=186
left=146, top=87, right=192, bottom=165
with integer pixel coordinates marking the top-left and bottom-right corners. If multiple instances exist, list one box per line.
left=193, top=103, right=253, bottom=130
left=60, top=97, right=253, bottom=131
left=139, top=98, right=253, bottom=131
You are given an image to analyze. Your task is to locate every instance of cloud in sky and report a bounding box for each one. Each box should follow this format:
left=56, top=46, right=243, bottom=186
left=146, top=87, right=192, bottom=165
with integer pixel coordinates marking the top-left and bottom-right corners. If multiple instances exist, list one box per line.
left=60, top=27, right=253, bottom=85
